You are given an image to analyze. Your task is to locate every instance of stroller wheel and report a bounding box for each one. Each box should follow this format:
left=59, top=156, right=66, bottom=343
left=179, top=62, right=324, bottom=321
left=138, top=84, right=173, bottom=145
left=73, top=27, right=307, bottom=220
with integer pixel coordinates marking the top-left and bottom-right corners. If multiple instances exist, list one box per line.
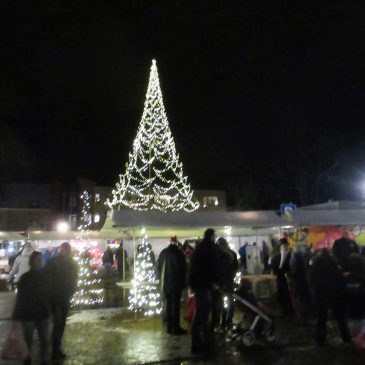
left=264, top=328, right=275, bottom=343
left=241, top=330, right=255, bottom=347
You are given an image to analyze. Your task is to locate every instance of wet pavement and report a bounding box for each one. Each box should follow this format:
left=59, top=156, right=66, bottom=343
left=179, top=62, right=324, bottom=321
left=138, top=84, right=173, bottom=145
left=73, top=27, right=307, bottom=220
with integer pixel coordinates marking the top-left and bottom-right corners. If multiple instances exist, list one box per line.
left=1, top=292, right=365, bottom=364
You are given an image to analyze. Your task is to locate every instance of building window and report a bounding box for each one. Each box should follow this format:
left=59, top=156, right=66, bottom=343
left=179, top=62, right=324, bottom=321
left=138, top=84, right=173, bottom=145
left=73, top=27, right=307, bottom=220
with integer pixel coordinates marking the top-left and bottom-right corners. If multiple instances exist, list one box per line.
left=203, top=196, right=219, bottom=208
left=70, top=214, right=77, bottom=229
left=95, top=193, right=100, bottom=203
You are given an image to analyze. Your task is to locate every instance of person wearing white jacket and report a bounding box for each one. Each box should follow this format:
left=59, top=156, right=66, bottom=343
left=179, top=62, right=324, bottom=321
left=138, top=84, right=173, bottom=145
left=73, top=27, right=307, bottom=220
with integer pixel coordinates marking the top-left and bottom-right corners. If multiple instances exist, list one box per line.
left=9, top=241, right=35, bottom=284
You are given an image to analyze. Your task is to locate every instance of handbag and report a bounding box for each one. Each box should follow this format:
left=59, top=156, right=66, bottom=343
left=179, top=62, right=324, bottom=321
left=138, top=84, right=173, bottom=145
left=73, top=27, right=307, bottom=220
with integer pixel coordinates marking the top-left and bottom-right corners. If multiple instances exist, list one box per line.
left=1, top=321, right=30, bottom=360
left=184, top=294, right=196, bottom=323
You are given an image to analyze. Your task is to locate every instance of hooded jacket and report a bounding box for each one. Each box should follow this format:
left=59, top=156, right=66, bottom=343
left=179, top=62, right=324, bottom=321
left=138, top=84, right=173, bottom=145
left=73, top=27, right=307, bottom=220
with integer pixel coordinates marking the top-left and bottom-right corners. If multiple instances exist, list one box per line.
left=9, top=243, right=35, bottom=283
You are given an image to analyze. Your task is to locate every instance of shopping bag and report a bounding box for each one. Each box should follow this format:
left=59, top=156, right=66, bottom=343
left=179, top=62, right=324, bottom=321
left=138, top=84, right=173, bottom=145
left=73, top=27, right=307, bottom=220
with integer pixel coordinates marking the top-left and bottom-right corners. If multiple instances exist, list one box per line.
left=1, top=321, right=29, bottom=360
left=184, top=295, right=196, bottom=323
left=353, top=321, right=365, bottom=350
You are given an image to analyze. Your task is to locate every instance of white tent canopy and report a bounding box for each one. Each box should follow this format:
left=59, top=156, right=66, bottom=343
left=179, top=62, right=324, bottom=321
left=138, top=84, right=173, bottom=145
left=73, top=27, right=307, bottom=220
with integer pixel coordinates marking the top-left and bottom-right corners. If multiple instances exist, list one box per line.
left=0, top=231, right=26, bottom=241
left=108, top=210, right=286, bottom=229
left=283, top=210, right=365, bottom=226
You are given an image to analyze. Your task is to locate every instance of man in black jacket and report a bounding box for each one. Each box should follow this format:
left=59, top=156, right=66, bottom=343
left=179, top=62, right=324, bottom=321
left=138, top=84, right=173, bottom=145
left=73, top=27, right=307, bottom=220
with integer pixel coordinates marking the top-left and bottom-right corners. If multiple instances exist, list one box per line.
left=13, top=251, right=50, bottom=365
left=309, top=248, right=351, bottom=346
left=332, top=231, right=359, bottom=271
left=189, top=228, right=219, bottom=354
left=271, top=239, right=293, bottom=317
left=157, top=236, right=187, bottom=335
left=44, top=242, right=78, bottom=360
left=211, top=238, right=238, bottom=331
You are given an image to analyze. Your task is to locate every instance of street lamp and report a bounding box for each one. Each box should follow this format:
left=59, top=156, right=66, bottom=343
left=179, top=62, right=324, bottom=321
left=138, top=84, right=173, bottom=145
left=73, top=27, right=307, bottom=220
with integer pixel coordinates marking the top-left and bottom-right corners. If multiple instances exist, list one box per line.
left=56, top=221, right=70, bottom=233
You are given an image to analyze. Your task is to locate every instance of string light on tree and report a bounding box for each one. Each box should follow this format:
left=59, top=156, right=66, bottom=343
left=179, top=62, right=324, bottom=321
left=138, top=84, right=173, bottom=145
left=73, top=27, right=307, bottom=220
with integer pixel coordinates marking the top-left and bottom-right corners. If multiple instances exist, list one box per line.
left=78, top=191, right=92, bottom=238
left=71, top=250, right=104, bottom=308
left=128, top=234, right=162, bottom=316
left=106, top=59, right=199, bottom=212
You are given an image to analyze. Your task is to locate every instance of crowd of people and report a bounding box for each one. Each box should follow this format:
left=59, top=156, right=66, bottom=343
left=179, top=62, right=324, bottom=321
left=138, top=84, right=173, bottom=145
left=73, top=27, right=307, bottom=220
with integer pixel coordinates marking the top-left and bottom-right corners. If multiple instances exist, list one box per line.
left=271, top=229, right=365, bottom=347
left=102, top=242, right=129, bottom=279
left=156, top=229, right=239, bottom=354
left=157, top=228, right=365, bottom=354
left=5, top=242, right=78, bottom=365
left=4, top=228, right=365, bottom=363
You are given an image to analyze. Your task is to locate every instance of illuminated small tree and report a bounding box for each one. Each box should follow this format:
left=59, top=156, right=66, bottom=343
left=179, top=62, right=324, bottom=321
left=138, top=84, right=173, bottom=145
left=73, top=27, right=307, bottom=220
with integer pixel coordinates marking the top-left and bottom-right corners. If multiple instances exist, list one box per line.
left=106, top=59, right=199, bottom=212
left=71, top=251, right=103, bottom=308
left=72, top=191, right=103, bottom=307
left=78, top=191, right=92, bottom=237
left=129, top=238, right=161, bottom=316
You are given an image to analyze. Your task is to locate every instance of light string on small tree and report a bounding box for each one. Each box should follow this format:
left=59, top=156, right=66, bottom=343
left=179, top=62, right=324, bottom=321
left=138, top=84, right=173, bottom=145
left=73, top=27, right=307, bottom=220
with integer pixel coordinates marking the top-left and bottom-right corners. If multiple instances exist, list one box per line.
left=78, top=191, right=92, bottom=238
left=71, top=191, right=103, bottom=307
left=71, top=250, right=104, bottom=308
left=128, top=235, right=161, bottom=316
left=106, top=59, right=199, bottom=212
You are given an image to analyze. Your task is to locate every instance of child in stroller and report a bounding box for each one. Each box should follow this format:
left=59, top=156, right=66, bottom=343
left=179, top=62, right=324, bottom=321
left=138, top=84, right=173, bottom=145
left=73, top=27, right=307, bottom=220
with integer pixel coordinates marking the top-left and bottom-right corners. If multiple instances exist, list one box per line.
left=228, top=278, right=275, bottom=346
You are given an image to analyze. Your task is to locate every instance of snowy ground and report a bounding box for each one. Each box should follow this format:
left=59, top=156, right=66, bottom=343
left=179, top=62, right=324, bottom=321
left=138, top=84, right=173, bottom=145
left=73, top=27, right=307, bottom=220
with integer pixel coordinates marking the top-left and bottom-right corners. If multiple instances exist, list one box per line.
left=1, top=292, right=365, bottom=364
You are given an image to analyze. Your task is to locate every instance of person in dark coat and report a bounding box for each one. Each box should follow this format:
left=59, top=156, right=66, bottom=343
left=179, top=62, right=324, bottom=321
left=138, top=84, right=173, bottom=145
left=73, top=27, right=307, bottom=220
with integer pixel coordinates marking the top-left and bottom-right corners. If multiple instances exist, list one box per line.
left=102, top=246, right=114, bottom=276
left=44, top=242, right=78, bottom=360
left=13, top=251, right=51, bottom=365
left=271, top=239, right=293, bottom=317
left=115, top=241, right=129, bottom=280
left=238, top=242, right=248, bottom=271
left=212, top=237, right=238, bottom=331
left=189, top=228, right=219, bottom=354
left=157, top=236, right=187, bottom=335
left=332, top=231, right=359, bottom=271
left=346, top=254, right=365, bottom=320
left=261, top=240, right=270, bottom=273
left=308, top=248, right=351, bottom=346
left=290, top=244, right=310, bottom=324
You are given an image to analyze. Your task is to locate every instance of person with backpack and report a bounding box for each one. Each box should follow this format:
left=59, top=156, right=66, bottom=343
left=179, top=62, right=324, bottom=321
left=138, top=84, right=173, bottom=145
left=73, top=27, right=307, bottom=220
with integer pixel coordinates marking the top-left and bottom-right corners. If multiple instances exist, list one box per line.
left=212, top=237, right=238, bottom=332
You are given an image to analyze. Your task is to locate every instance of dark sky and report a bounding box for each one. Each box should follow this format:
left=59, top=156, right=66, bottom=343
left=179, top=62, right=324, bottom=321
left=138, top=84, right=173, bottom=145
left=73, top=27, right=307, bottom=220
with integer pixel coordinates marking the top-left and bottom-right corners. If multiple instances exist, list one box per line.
left=1, top=1, right=365, bottom=208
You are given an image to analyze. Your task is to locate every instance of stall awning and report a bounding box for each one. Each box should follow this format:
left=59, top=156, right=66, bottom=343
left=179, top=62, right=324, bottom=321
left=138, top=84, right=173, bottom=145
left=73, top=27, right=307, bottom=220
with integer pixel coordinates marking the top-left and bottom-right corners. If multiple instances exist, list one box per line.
left=109, top=209, right=286, bottom=228
left=283, top=210, right=365, bottom=226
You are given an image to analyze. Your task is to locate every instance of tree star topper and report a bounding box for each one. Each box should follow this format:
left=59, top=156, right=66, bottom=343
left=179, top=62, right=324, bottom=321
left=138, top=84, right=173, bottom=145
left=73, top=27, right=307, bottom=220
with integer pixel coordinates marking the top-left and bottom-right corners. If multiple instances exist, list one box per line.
left=107, top=59, right=199, bottom=212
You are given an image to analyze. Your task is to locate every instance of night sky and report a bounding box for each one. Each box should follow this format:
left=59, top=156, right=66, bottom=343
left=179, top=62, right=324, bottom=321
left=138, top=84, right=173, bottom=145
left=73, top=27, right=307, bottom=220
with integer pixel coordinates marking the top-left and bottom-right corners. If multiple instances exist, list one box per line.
left=1, top=1, right=365, bottom=208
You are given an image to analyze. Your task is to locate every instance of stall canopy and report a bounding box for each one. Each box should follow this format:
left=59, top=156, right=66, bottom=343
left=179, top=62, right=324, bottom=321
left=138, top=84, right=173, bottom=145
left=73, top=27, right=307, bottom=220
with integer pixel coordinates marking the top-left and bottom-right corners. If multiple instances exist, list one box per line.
left=283, top=210, right=365, bottom=226
left=97, top=209, right=289, bottom=239
left=0, top=231, right=26, bottom=241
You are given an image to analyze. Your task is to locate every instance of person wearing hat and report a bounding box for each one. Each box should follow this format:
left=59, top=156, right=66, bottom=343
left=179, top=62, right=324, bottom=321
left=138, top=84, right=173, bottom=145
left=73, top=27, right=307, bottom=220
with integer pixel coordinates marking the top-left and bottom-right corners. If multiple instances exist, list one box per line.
left=157, top=236, right=187, bottom=335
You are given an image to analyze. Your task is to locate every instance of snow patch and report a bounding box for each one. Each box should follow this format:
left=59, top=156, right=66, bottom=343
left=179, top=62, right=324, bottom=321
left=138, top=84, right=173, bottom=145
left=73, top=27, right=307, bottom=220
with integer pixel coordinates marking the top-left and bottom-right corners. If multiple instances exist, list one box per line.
left=67, top=308, right=123, bottom=324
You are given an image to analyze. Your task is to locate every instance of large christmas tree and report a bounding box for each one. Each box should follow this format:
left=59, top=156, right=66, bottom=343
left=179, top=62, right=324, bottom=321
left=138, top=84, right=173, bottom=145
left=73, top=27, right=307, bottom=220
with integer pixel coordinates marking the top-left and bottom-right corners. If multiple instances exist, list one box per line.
left=129, top=237, right=161, bottom=316
left=106, top=59, right=199, bottom=212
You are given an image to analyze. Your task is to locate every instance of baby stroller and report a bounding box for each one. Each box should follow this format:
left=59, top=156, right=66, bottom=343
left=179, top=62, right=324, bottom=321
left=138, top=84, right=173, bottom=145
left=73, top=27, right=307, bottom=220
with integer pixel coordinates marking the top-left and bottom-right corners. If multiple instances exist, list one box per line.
left=227, top=278, right=275, bottom=347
